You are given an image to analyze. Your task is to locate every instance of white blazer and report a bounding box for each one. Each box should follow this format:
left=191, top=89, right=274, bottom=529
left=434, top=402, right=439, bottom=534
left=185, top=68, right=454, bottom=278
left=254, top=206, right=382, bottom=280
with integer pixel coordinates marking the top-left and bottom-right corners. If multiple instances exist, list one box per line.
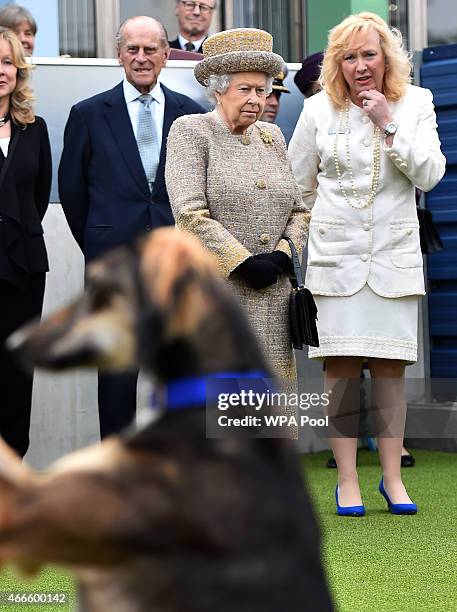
left=288, top=85, right=446, bottom=297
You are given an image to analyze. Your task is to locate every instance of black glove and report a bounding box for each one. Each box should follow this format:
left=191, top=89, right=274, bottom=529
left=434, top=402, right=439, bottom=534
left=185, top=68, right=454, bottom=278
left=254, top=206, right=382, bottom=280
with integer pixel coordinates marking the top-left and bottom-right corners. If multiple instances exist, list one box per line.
left=256, top=250, right=293, bottom=274
left=233, top=256, right=281, bottom=290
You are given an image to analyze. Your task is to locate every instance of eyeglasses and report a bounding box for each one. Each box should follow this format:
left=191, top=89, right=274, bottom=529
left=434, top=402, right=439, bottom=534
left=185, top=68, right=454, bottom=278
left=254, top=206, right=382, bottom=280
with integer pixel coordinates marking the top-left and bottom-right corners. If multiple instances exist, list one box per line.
left=180, top=1, right=215, bottom=14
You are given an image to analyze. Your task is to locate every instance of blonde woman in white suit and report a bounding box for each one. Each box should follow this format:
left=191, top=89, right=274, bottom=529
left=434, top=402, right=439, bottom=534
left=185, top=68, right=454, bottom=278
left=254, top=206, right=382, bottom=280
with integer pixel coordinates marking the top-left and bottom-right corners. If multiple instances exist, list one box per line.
left=289, top=12, right=445, bottom=516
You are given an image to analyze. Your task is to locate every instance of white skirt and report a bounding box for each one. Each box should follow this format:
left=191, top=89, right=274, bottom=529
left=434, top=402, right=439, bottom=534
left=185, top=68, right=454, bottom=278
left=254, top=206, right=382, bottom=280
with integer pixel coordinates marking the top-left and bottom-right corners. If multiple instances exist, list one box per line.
left=308, top=283, right=419, bottom=363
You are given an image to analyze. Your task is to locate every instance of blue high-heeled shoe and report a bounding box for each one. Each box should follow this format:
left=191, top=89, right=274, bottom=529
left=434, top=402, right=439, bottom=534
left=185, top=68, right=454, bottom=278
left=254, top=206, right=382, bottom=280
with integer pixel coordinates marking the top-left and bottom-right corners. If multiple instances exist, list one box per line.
left=335, top=486, right=366, bottom=517
left=379, top=478, right=417, bottom=515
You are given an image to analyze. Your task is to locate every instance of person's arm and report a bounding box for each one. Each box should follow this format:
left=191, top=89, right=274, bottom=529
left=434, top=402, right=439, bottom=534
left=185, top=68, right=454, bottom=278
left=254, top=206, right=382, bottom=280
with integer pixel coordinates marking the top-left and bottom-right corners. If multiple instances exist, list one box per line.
left=288, top=101, right=320, bottom=212
left=34, top=118, right=52, bottom=221
left=165, top=117, right=252, bottom=278
left=382, top=88, right=446, bottom=192
left=58, top=105, right=91, bottom=251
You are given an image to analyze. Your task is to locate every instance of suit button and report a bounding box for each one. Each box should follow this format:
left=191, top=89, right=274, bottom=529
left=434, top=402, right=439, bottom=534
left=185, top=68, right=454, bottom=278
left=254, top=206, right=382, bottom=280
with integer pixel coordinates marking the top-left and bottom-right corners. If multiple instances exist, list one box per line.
left=361, top=253, right=369, bottom=262
left=364, top=167, right=371, bottom=175
left=363, top=139, right=371, bottom=147
left=407, top=228, right=413, bottom=235
left=0, top=216, right=3, bottom=222
left=259, top=233, right=270, bottom=244
left=363, top=223, right=370, bottom=231
left=318, top=227, right=326, bottom=235
left=145, top=225, right=152, bottom=232
left=256, top=179, right=266, bottom=189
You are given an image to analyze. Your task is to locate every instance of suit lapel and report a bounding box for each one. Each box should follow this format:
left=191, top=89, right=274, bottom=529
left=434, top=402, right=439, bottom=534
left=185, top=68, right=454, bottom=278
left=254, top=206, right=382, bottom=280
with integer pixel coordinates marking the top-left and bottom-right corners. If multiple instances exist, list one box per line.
left=103, top=83, right=150, bottom=197
left=0, top=123, right=21, bottom=222
left=152, top=85, right=182, bottom=197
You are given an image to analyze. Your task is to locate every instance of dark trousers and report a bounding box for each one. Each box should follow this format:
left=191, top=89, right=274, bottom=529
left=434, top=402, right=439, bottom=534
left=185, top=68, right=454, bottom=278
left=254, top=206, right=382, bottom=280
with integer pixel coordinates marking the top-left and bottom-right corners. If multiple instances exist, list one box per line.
left=98, top=370, right=138, bottom=438
left=0, top=275, right=45, bottom=457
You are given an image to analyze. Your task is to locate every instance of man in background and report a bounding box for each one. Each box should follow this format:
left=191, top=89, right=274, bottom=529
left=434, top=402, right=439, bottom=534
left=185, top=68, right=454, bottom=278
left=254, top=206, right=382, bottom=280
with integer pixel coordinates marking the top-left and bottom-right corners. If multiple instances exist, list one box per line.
left=260, top=64, right=290, bottom=124
left=59, top=16, right=203, bottom=439
left=169, top=0, right=216, bottom=53
left=0, top=4, right=36, bottom=56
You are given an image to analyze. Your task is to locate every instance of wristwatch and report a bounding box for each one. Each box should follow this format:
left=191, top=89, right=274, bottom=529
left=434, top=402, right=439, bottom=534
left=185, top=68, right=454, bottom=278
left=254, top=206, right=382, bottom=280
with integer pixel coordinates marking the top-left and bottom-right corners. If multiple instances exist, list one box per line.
left=383, top=121, right=398, bottom=137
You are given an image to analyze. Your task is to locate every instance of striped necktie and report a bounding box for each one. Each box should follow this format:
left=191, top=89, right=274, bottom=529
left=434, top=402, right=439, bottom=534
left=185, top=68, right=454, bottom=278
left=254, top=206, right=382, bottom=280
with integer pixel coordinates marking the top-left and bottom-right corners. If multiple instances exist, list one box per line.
left=137, top=94, right=160, bottom=191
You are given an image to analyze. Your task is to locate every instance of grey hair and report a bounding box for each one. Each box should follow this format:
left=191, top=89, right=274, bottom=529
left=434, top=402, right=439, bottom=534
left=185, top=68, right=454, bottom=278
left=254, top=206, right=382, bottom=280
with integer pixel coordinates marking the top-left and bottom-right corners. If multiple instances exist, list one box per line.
left=205, top=74, right=232, bottom=103
left=116, top=16, right=169, bottom=51
left=0, top=4, right=37, bottom=34
left=205, top=74, right=273, bottom=105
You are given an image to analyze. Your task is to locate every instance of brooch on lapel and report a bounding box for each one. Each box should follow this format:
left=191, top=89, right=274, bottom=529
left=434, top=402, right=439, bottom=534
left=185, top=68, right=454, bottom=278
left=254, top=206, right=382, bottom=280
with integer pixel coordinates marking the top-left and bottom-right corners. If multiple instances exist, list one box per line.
left=259, top=129, right=274, bottom=145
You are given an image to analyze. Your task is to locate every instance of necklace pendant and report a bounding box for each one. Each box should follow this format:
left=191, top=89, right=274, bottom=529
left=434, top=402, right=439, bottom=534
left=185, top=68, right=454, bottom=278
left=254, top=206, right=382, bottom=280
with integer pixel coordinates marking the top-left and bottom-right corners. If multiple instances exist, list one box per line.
left=241, top=133, right=251, bottom=145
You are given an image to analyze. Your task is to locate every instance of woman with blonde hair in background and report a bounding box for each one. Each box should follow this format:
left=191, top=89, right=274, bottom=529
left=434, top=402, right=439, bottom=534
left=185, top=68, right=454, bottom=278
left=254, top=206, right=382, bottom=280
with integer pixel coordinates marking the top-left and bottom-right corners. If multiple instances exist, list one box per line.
left=0, top=27, right=51, bottom=457
left=289, top=12, right=445, bottom=516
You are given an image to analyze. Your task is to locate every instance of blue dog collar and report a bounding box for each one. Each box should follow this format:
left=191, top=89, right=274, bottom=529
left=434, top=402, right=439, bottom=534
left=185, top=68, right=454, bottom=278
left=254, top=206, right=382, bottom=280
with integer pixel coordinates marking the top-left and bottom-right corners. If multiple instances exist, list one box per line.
left=151, top=370, right=271, bottom=411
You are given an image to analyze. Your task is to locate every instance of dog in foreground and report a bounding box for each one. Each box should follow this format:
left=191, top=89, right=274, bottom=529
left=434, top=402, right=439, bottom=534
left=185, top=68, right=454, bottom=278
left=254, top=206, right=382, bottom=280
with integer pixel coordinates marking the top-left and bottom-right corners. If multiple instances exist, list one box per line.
left=1, top=229, right=332, bottom=612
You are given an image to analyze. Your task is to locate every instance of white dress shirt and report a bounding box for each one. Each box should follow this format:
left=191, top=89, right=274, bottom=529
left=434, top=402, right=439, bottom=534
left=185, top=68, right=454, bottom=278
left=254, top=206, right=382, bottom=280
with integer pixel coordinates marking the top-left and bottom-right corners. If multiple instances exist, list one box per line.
left=123, top=78, right=165, bottom=150
left=0, top=136, right=10, bottom=157
left=178, top=34, right=206, bottom=51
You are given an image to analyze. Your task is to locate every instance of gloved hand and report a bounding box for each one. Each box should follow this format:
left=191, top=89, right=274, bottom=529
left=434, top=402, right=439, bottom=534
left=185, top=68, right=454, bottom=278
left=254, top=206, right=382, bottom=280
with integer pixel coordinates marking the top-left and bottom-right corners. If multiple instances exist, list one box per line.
left=232, top=256, right=282, bottom=290
left=256, top=250, right=293, bottom=274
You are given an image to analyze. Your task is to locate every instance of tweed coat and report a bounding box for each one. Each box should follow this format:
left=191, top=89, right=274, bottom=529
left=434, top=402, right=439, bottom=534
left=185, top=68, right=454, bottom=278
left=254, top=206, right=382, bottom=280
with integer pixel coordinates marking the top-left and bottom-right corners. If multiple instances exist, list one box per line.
left=165, top=110, right=309, bottom=380
left=288, top=85, right=446, bottom=298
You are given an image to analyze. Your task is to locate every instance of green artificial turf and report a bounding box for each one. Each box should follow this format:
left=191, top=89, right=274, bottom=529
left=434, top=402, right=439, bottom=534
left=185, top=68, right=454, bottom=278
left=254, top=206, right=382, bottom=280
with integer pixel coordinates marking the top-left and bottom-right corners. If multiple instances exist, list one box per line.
left=0, top=566, right=75, bottom=611
left=302, top=449, right=457, bottom=612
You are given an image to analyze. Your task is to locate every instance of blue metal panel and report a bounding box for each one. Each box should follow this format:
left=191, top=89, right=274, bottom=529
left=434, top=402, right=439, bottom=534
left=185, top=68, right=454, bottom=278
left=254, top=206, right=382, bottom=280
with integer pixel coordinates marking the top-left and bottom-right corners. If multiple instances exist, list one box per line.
left=421, top=45, right=457, bottom=376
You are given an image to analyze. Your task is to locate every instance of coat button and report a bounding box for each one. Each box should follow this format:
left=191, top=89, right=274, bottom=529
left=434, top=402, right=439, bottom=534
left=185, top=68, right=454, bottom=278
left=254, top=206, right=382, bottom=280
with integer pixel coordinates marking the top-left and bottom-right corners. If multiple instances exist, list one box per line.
left=363, top=139, right=371, bottom=147
left=318, top=226, right=326, bottom=235
left=145, top=225, right=152, bottom=232
left=363, top=223, right=370, bottom=231
left=0, top=216, right=3, bottom=222
left=259, top=233, right=270, bottom=244
left=256, top=179, right=266, bottom=189
left=361, top=253, right=369, bottom=262
left=407, top=228, right=413, bottom=235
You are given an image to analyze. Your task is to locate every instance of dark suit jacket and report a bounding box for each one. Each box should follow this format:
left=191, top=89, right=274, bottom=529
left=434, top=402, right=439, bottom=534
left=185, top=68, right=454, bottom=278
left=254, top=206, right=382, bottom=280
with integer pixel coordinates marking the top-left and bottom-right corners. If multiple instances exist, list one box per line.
left=169, top=37, right=206, bottom=53
left=58, top=82, right=204, bottom=261
left=0, top=117, right=51, bottom=290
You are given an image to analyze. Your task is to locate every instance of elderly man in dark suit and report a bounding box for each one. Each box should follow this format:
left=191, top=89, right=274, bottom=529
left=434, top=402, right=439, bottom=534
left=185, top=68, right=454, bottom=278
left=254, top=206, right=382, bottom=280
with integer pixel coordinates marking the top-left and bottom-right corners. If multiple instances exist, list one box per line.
left=58, top=15, right=203, bottom=438
left=169, top=0, right=217, bottom=53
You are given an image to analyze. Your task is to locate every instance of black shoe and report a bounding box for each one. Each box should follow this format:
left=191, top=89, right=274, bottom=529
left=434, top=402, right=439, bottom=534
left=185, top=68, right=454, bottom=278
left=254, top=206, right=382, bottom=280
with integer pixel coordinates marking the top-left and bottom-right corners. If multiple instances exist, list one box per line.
left=326, top=450, right=359, bottom=469
left=401, top=451, right=415, bottom=468
left=326, top=456, right=337, bottom=468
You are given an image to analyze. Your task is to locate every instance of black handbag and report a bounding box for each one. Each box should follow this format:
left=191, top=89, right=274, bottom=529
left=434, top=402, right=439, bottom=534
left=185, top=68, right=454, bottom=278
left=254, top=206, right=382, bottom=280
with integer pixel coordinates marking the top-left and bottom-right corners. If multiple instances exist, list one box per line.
left=417, top=206, right=443, bottom=254
left=285, top=237, right=319, bottom=349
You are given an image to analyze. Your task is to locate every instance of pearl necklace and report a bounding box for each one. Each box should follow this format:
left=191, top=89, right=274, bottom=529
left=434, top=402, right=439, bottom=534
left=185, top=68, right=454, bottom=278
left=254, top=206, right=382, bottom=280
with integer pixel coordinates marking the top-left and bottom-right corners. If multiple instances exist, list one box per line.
left=333, top=102, right=381, bottom=209
left=0, top=112, right=10, bottom=128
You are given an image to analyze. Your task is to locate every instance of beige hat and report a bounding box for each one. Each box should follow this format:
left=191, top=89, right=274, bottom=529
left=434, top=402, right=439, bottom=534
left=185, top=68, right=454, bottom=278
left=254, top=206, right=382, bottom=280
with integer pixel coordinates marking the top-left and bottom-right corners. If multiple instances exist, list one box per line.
left=194, top=28, right=284, bottom=86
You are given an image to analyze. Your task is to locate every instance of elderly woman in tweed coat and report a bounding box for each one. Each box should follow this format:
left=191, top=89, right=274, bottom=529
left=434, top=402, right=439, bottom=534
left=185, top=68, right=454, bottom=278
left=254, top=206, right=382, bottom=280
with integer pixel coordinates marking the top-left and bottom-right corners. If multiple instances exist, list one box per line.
left=165, top=29, right=309, bottom=381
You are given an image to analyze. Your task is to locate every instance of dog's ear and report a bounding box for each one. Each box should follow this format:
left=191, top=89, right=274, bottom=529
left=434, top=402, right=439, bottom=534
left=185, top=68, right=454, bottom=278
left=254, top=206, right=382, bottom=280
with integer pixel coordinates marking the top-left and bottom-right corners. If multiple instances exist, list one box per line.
left=140, top=229, right=220, bottom=338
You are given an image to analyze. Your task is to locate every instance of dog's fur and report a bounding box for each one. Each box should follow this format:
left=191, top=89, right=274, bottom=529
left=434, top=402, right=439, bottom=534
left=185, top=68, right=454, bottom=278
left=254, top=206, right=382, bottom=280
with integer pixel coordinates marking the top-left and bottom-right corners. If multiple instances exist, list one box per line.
left=1, top=229, right=332, bottom=612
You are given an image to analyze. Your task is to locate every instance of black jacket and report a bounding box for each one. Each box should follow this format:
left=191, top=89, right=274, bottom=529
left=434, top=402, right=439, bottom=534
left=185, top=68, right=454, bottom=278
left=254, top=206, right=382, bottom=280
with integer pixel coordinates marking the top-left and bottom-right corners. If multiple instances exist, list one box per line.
left=0, top=117, right=51, bottom=290
left=169, top=37, right=206, bottom=53
left=58, top=82, right=204, bottom=262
